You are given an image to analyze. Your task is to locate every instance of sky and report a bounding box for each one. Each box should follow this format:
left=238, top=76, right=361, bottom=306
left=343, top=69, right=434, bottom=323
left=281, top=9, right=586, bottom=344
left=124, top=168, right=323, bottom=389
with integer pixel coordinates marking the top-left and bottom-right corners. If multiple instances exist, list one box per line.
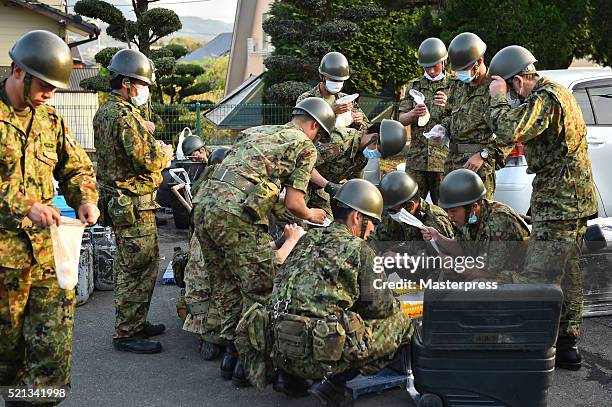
left=68, top=0, right=238, bottom=24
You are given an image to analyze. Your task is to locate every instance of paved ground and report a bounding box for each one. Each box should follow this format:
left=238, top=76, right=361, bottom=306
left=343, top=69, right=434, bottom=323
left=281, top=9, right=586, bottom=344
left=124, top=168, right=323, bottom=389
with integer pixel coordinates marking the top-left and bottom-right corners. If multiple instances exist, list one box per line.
left=4, top=214, right=610, bottom=407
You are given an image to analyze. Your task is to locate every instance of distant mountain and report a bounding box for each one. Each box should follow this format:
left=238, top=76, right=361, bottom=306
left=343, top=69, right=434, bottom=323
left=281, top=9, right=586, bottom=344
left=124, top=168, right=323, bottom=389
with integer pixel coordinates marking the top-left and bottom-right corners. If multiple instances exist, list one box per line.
left=174, top=16, right=233, bottom=41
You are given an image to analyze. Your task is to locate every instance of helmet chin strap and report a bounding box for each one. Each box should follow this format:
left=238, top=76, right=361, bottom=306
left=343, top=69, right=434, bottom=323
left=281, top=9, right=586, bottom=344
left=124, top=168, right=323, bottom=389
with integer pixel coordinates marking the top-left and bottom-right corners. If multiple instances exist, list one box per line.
left=359, top=214, right=369, bottom=240
left=23, top=73, right=35, bottom=109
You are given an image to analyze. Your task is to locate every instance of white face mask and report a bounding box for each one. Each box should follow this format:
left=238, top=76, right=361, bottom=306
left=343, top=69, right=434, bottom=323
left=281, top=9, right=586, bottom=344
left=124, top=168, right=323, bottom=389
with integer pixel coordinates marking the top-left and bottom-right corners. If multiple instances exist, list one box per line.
left=424, top=71, right=445, bottom=82
left=325, top=80, right=344, bottom=94
left=131, top=86, right=150, bottom=107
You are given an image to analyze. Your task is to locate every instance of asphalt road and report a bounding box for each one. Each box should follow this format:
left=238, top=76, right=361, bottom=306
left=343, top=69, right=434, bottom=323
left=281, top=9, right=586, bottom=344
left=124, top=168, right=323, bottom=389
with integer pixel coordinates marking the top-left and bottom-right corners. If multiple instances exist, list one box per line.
left=4, top=214, right=610, bottom=407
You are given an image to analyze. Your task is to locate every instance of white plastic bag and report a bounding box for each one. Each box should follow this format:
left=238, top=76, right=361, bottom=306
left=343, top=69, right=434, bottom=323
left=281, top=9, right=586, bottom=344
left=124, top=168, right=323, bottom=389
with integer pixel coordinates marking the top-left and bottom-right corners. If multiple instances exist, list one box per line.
left=176, top=127, right=193, bottom=160
left=423, top=124, right=449, bottom=147
left=334, top=93, right=359, bottom=128
left=409, top=89, right=430, bottom=127
left=50, top=217, right=86, bottom=290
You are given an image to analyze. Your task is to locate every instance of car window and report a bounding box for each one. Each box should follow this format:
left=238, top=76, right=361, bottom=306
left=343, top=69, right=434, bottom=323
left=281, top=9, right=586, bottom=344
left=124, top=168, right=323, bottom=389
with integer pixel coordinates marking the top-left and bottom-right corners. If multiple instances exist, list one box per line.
left=588, top=85, right=612, bottom=125
left=573, top=88, right=595, bottom=125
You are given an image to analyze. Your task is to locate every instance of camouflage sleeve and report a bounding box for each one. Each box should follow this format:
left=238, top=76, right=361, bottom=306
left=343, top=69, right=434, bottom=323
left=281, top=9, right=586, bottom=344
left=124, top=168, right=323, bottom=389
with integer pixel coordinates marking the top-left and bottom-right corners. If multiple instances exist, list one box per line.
left=398, top=97, right=413, bottom=113
left=489, top=93, right=556, bottom=145
left=353, top=243, right=394, bottom=319
left=117, top=113, right=167, bottom=174
left=434, top=214, right=455, bottom=239
left=482, top=213, right=529, bottom=274
left=52, top=113, right=98, bottom=208
left=285, top=141, right=317, bottom=193
left=352, top=102, right=370, bottom=131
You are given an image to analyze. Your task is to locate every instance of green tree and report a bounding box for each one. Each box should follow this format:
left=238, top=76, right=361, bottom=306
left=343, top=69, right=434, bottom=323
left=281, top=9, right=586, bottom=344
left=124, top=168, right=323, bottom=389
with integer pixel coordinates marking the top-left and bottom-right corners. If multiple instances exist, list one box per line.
left=74, top=0, right=181, bottom=55
left=587, top=0, right=612, bottom=67
left=262, top=0, right=420, bottom=105
left=396, top=0, right=592, bottom=69
left=160, top=63, right=213, bottom=103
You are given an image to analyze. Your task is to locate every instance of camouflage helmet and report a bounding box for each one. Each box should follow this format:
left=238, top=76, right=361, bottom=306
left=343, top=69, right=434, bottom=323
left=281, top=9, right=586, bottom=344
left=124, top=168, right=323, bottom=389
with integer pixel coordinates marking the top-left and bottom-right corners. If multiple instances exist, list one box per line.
left=418, top=38, right=448, bottom=67
left=319, top=52, right=350, bottom=81
left=108, top=49, right=154, bottom=85
left=489, top=45, right=538, bottom=80
left=379, top=119, right=407, bottom=158
left=334, top=179, right=383, bottom=221
left=292, top=97, right=335, bottom=136
left=379, top=171, right=419, bottom=210
left=9, top=30, right=73, bottom=89
left=438, top=169, right=487, bottom=209
left=448, top=32, right=487, bottom=71
left=208, top=147, right=231, bottom=165
left=181, top=135, right=205, bottom=156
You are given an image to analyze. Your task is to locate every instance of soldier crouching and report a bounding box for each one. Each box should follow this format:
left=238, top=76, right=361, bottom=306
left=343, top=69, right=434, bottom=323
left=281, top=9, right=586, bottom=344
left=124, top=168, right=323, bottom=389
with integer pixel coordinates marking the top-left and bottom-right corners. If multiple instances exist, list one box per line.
left=268, top=179, right=413, bottom=406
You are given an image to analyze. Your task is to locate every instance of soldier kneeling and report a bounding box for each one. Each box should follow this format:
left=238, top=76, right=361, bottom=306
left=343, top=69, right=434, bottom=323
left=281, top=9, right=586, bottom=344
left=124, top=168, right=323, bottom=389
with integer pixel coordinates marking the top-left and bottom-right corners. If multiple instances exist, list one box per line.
left=270, top=179, right=413, bottom=406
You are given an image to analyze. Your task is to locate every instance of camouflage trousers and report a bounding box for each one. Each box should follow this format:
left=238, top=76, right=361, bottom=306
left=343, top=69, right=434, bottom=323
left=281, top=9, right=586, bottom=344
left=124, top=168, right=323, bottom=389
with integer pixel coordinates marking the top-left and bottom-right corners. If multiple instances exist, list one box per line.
left=274, top=304, right=413, bottom=381
left=112, top=209, right=160, bottom=339
left=406, top=168, right=443, bottom=205
left=523, top=218, right=588, bottom=339
left=307, top=187, right=333, bottom=218
left=182, top=233, right=223, bottom=345
left=195, top=205, right=276, bottom=341
left=0, top=261, right=74, bottom=401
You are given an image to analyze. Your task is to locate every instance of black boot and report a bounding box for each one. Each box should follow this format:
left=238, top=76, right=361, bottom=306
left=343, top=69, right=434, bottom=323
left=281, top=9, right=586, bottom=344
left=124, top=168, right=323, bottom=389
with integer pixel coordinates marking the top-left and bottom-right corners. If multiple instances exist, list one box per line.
left=141, top=321, right=166, bottom=337
left=199, top=340, right=223, bottom=361
left=273, top=369, right=310, bottom=398
left=113, top=337, right=162, bottom=354
left=386, top=344, right=410, bottom=375
left=220, top=341, right=239, bottom=380
left=556, top=336, right=582, bottom=370
left=232, top=360, right=251, bottom=387
left=308, top=369, right=358, bottom=407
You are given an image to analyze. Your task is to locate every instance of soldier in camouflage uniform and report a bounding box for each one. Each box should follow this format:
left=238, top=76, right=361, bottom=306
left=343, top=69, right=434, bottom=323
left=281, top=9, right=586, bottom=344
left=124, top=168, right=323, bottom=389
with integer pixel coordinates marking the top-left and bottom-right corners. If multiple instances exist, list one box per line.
left=270, top=179, right=413, bottom=405
left=0, top=31, right=99, bottom=404
left=182, top=147, right=231, bottom=361
left=488, top=46, right=598, bottom=370
left=422, top=169, right=530, bottom=281
left=193, top=98, right=334, bottom=386
left=93, top=49, right=174, bottom=354
left=399, top=38, right=451, bottom=204
left=371, top=171, right=454, bottom=259
left=297, top=52, right=369, bottom=132
left=437, top=33, right=514, bottom=199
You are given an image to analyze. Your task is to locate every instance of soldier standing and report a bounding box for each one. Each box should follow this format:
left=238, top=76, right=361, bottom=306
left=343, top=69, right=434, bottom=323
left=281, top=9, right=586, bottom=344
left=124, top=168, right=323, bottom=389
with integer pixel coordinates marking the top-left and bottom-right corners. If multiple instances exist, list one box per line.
left=488, top=46, right=598, bottom=370
left=270, top=179, right=413, bottom=404
left=182, top=147, right=231, bottom=361
left=297, top=52, right=369, bottom=131
left=193, top=98, right=334, bottom=385
left=0, top=31, right=99, bottom=404
left=422, top=169, right=530, bottom=281
left=399, top=38, right=451, bottom=204
left=437, top=32, right=513, bottom=199
left=93, top=49, right=174, bottom=354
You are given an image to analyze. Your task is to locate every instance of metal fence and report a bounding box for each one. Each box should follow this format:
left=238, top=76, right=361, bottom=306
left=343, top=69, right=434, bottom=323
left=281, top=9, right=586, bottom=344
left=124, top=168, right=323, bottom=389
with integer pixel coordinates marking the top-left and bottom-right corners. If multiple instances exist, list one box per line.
left=53, top=101, right=400, bottom=148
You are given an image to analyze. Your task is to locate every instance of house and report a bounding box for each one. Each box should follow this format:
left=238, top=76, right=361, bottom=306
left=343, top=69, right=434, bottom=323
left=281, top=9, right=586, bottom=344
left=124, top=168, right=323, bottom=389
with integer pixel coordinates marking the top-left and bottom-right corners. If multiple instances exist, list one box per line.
left=225, top=0, right=273, bottom=95
left=180, top=32, right=232, bottom=63
left=0, top=0, right=100, bottom=150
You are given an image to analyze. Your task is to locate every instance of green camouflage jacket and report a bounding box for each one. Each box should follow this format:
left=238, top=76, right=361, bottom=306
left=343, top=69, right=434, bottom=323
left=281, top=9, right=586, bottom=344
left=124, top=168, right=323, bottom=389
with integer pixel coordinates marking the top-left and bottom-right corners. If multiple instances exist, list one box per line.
left=93, top=93, right=167, bottom=196
left=489, top=77, right=597, bottom=221
left=442, top=76, right=513, bottom=175
left=371, top=198, right=455, bottom=244
left=272, top=222, right=395, bottom=320
left=399, top=76, right=451, bottom=172
left=201, top=122, right=317, bottom=222
left=0, top=82, right=98, bottom=269
left=455, top=199, right=530, bottom=275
